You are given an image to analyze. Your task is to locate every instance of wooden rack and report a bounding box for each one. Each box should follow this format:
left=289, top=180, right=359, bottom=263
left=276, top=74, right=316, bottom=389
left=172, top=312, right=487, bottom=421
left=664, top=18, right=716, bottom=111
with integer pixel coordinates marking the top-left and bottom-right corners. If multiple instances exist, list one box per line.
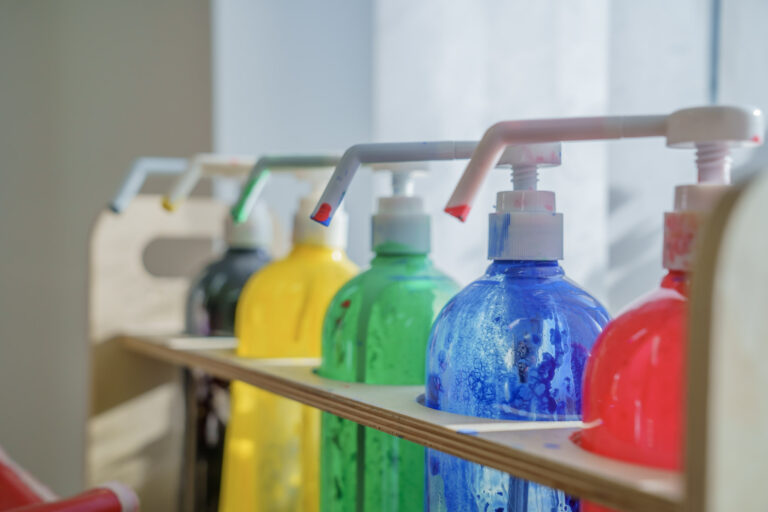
left=119, top=334, right=680, bottom=512
left=89, top=170, right=768, bottom=511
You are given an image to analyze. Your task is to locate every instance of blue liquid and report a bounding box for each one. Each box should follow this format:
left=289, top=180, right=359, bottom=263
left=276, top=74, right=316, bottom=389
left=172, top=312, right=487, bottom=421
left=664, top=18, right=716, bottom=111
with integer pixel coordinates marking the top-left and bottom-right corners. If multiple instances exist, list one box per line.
left=425, top=260, right=609, bottom=512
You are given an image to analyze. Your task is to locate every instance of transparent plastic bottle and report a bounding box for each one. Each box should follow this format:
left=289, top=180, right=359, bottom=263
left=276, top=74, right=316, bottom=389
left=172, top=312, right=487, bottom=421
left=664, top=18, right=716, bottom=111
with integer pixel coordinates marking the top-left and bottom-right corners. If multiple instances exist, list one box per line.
left=578, top=271, right=686, bottom=512
left=310, top=157, right=464, bottom=512
left=186, top=247, right=271, bottom=336
left=184, top=245, right=270, bottom=512
left=318, top=251, right=459, bottom=511
left=426, top=260, right=609, bottom=511
left=220, top=165, right=358, bottom=512
left=579, top=178, right=726, bottom=512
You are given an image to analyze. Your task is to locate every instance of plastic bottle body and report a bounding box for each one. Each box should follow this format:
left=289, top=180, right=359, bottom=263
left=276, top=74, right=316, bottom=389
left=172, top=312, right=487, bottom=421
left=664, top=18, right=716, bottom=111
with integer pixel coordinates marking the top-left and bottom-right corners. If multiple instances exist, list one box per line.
left=183, top=248, right=270, bottom=512
left=425, top=260, right=610, bottom=512
left=186, top=248, right=271, bottom=336
left=579, top=271, right=688, bottom=512
left=318, top=253, right=460, bottom=512
left=219, top=244, right=357, bottom=512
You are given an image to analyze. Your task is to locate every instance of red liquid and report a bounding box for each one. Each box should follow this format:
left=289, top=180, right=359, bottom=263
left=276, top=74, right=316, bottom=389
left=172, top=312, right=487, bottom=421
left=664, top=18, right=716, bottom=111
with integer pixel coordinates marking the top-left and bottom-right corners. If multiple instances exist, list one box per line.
left=580, top=271, right=688, bottom=512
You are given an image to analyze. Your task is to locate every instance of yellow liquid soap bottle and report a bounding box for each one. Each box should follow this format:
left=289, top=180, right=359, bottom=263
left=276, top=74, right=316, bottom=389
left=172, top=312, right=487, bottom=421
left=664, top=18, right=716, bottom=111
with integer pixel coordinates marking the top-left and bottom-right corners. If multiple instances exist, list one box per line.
left=221, top=156, right=358, bottom=512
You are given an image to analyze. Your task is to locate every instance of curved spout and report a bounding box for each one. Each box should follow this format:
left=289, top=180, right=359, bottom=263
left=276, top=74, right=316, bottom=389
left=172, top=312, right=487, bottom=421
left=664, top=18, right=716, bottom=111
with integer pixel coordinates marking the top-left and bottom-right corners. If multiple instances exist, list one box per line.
left=162, top=154, right=257, bottom=211
left=448, top=106, right=765, bottom=222
left=446, top=115, right=668, bottom=222
left=310, top=140, right=565, bottom=226
left=230, top=155, right=341, bottom=223
left=109, top=157, right=188, bottom=213
left=309, top=141, right=494, bottom=226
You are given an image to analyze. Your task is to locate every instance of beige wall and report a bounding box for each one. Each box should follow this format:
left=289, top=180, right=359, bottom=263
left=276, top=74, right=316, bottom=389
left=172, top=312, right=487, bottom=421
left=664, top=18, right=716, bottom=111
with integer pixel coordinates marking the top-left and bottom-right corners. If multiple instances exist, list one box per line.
left=0, top=0, right=211, bottom=494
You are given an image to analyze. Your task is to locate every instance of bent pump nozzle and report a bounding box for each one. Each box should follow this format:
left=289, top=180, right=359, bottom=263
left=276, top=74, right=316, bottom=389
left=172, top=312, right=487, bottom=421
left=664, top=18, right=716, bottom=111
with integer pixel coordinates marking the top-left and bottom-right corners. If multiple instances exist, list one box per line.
left=161, top=154, right=258, bottom=212
left=230, top=155, right=342, bottom=223
left=448, top=106, right=764, bottom=222
left=309, top=141, right=560, bottom=227
left=109, top=157, right=188, bottom=213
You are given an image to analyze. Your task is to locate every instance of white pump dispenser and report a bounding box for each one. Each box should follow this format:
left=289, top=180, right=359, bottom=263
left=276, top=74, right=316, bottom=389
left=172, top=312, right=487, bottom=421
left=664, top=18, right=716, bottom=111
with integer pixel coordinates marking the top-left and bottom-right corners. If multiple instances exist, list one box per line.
left=488, top=145, right=562, bottom=260
left=159, top=153, right=272, bottom=250
left=310, top=140, right=560, bottom=229
left=109, top=157, right=188, bottom=213
left=370, top=163, right=430, bottom=254
left=226, top=154, right=348, bottom=249
left=664, top=138, right=735, bottom=270
left=294, top=169, right=349, bottom=249
left=447, top=106, right=764, bottom=266
left=448, top=106, right=763, bottom=222
left=162, top=154, right=257, bottom=211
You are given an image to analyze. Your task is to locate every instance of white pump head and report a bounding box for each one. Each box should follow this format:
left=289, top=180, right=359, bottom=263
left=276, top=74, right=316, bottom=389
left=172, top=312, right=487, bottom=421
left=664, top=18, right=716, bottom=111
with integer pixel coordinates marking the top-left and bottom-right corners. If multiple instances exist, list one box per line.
left=447, top=105, right=763, bottom=222
left=662, top=107, right=765, bottom=270
left=488, top=144, right=563, bottom=260
left=231, top=155, right=342, bottom=223
left=109, top=157, right=188, bottom=213
left=158, top=153, right=273, bottom=250
left=293, top=169, right=349, bottom=248
left=310, top=140, right=555, bottom=227
left=226, top=154, right=347, bottom=248
left=448, top=105, right=763, bottom=268
left=224, top=203, right=273, bottom=250
left=370, top=163, right=430, bottom=254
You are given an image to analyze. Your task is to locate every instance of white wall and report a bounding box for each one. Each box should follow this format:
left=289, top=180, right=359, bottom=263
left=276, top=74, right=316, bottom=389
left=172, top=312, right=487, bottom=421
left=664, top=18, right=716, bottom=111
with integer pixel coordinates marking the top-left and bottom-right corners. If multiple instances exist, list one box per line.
left=214, top=1, right=719, bottom=312
left=606, top=0, right=712, bottom=309
left=214, top=0, right=611, bottom=302
left=373, top=0, right=610, bottom=298
left=211, top=0, right=375, bottom=265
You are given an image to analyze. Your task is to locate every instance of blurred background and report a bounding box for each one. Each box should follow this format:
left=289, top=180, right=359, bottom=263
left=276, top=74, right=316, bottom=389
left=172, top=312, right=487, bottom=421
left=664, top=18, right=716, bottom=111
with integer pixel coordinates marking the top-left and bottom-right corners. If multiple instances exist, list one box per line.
left=1, top=0, right=767, bottom=497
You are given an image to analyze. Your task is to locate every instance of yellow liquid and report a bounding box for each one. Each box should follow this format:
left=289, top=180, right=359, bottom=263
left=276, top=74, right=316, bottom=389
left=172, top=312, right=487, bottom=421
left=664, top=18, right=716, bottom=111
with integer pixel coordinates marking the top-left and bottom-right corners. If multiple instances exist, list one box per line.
left=219, top=244, right=358, bottom=512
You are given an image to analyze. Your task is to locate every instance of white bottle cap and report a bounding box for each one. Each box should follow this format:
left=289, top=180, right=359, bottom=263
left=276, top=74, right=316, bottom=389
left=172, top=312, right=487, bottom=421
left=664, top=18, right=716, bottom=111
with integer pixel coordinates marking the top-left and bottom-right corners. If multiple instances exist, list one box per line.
left=371, top=164, right=430, bottom=254
left=663, top=141, right=734, bottom=271
left=489, top=189, right=563, bottom=260
left=225, top=201, right=273, bottom=249
left=294, top=170, right=349, bottom=248
left=486, top=145, right=563, bottom=260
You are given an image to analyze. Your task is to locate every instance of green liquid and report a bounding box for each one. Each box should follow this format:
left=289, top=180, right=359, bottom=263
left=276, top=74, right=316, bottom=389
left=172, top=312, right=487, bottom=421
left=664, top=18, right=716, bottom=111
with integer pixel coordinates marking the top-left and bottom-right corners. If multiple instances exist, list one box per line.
left=318, top=252, right=459, bottom=511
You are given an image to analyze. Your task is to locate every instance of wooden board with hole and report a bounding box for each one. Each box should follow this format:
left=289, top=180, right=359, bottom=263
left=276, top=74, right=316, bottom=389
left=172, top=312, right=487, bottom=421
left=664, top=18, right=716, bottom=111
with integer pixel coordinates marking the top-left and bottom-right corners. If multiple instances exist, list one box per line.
left=98, top=169, right=768, bottom=512
left=120, top=334, right=682, bottom=512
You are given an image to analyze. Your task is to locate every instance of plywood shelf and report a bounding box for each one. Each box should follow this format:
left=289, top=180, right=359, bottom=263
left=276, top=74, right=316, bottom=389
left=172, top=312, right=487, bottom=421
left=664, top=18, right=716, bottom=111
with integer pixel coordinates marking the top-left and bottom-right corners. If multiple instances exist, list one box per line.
left=119, top=334, right=682, bottom=512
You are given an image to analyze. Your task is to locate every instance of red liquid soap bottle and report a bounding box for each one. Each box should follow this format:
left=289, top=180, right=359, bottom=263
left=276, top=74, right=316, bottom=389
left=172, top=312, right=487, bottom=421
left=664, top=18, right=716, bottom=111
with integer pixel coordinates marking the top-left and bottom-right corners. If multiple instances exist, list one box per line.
left=579, top=109, right=764, bottom=511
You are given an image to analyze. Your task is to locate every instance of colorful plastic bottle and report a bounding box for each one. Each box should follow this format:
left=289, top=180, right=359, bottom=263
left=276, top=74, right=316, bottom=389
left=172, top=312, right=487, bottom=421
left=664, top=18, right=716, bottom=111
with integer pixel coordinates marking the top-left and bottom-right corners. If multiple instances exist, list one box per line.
left=221, top=157, right=358, bottom=512
left=313, top=144, right=476, bottom=511
left=163, top=155, right=273, bottom=512
left=578, top=110, right=763, bottom=512
left=421, top=142, right=610, bottom=511
left=439, top=106, right=763, bottom=511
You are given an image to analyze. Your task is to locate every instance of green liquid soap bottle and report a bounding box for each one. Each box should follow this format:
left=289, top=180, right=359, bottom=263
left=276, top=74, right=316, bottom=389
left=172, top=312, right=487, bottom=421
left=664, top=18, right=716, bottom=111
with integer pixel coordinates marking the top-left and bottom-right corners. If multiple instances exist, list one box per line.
left=312, top=143, right=501, bottom=511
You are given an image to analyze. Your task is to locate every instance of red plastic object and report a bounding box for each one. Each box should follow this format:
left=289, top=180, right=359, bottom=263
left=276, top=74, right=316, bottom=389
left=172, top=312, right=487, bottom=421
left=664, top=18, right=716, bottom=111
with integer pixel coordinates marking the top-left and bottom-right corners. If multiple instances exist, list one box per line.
left=0, top=450, right=52, bottom=510
left=579, top=270, right=689, bottom=512
left=0, top=447, right=137, bottom=512
left=9, top=487, right=132, bottom=512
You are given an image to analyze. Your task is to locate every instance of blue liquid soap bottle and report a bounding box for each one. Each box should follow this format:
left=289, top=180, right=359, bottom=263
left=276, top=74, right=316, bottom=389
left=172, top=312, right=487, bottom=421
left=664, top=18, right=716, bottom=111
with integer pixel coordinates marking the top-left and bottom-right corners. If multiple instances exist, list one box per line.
left=425, top=143, right=610, bottom=511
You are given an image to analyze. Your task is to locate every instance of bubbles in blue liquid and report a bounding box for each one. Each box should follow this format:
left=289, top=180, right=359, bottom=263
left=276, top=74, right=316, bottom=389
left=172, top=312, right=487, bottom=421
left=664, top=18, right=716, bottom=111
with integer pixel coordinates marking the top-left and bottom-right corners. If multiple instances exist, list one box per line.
left=425, top=260, right=609, bottom=511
